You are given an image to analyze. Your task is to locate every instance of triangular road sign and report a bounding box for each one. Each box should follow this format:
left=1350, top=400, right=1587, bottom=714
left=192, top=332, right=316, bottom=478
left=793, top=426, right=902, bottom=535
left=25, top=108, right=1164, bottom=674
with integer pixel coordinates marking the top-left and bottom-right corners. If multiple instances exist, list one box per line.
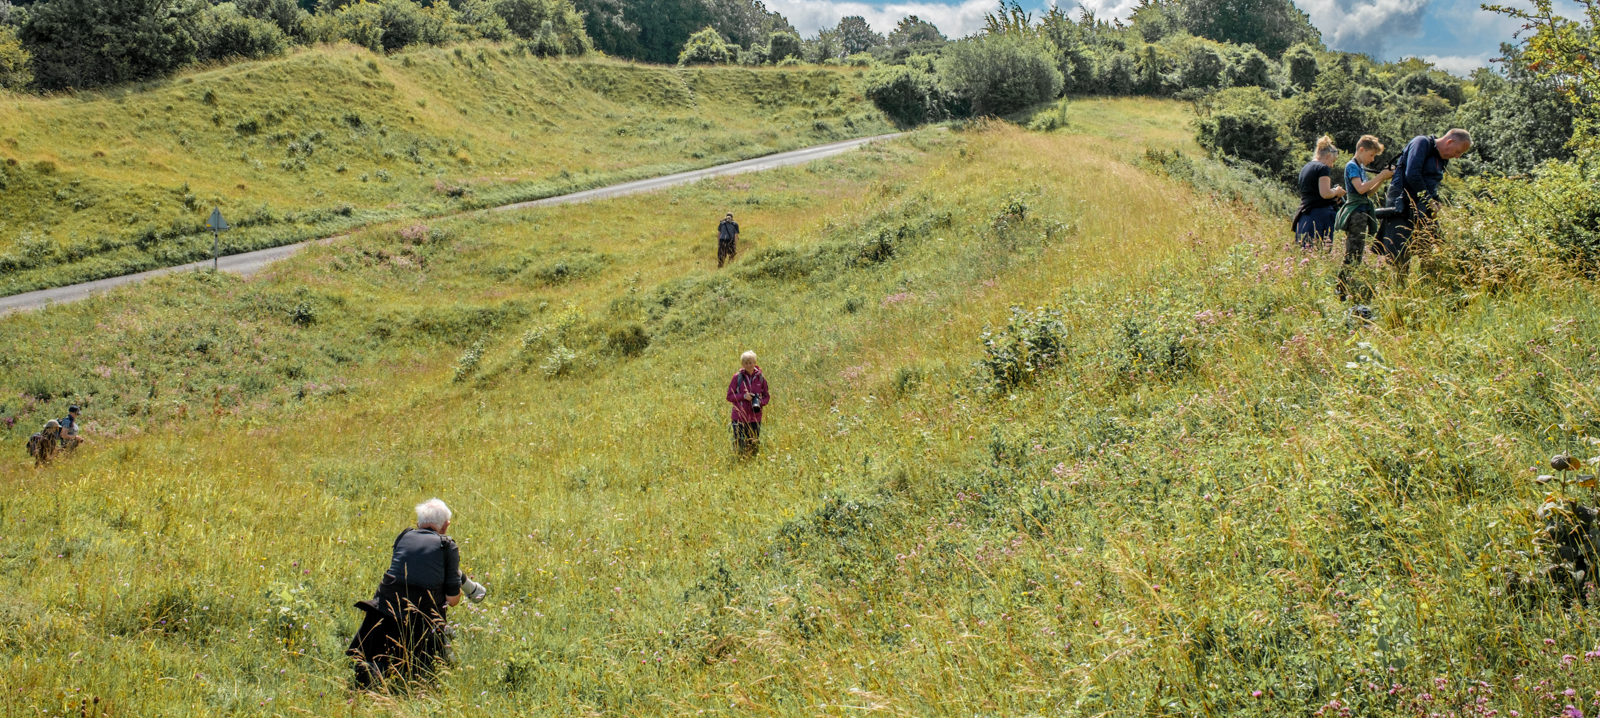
left=207, top=207, right=230, bottom=231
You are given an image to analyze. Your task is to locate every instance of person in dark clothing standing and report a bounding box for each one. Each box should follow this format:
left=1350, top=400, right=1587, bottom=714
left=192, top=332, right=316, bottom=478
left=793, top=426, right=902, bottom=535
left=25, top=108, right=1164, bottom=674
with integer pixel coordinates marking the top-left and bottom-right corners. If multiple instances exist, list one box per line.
left=348, top=498, right=486, bottom=687
left=1292, top=136, right=1346, bottom=250
left=717, top=213, right=740, bottom=268
left=726, top=350, right=769, bottom=458
left=1335, top=135, right=1394, bottom=301
left=1376, top=129, right=1472, bottom=276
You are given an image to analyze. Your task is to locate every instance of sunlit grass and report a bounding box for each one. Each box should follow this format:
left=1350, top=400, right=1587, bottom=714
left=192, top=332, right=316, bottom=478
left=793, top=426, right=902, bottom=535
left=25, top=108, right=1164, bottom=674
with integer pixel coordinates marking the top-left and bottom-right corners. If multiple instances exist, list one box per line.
left=3, top=100, right=1598, bottom=716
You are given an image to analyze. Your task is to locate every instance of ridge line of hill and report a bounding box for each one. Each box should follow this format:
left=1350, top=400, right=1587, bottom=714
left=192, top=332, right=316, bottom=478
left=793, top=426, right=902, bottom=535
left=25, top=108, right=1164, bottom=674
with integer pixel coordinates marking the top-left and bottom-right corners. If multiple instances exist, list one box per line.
left=0, top=131, right=903, bottom=317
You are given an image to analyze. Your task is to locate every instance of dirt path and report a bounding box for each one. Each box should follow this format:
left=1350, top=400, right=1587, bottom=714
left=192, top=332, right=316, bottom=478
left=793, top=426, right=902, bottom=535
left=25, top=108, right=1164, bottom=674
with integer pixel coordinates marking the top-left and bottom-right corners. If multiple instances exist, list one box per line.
left=0, top=132, right=903, bottom=316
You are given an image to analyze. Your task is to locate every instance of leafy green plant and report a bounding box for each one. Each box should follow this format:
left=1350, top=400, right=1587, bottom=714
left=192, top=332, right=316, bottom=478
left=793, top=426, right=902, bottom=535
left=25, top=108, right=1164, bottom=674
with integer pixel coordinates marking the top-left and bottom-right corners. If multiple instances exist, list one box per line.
left=979, top=305, right=1068, bottom=389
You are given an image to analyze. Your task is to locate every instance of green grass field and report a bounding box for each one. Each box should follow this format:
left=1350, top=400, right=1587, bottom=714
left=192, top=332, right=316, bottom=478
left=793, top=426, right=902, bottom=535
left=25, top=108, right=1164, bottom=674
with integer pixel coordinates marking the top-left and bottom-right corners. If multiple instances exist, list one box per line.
left=0, top=43, right=892, bottom=296
left=4, top=96, right=1599, bottom=716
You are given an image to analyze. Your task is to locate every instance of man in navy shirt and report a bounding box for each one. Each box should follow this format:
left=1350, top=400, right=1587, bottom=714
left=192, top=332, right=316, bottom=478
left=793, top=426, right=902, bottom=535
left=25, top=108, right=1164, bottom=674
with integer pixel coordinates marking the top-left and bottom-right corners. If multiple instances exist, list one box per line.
left=1377, top=129, right=1473, bottom=273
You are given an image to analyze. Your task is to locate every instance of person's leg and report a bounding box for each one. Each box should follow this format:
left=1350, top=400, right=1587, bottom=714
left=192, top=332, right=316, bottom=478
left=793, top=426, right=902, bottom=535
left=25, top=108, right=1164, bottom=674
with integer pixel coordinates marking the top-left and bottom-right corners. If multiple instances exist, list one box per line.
left=748, top=422, right=760, bottom=457
left=1337, top=213, right=1371, bottom=302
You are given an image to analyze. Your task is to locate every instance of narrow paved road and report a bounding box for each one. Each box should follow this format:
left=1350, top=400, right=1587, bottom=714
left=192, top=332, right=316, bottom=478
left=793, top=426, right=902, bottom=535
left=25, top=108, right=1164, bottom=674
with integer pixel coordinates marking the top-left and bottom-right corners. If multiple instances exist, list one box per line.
left=0, top=132, right=903, bottom=316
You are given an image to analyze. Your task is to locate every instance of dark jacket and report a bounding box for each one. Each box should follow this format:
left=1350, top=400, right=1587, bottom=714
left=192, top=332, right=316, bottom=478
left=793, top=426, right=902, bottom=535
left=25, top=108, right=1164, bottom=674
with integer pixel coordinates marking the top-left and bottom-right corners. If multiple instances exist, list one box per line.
left=718, top=219, right=739, bottom=242
left=347, top=528, right=460, bottom=685
left=726, top=368, right=769, bottom=423
left=386, top=528, right=462, bottom=596
left=1387, top=135, right=1448, bottom=215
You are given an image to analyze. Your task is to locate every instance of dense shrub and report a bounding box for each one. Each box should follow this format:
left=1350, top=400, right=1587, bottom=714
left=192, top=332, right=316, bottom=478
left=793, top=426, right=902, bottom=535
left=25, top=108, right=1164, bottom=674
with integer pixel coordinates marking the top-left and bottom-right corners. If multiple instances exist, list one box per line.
left=1433, top=152, right=1600, bottom=289
left=979, top=305, right=1069, bottom=389
left=864, top=64, right=936, bottom=126
left=0, top=25, right=28, bottom=90
left=304, top=0, right=455, bottom=53
left=1399, top=69, right=1465, bottom=106
left=1175, top=42, right=1226, bottom=90
left=1227, top=44, right=1275, bottom=89
left=678, top=26, right=732, bottom=65
left=938, top=35, right=1062, bottom=116
left=1196, top=88, right=1292, bottom=173
left=1282, top=43, right=1317, bottom=92
left=194, top=6, right=290, bottom=63
left=235, top=0, right=308, bottom=38
left=1179, top=0, right=1318, bottom=58
left=766, top=30, right=801, bottom=62
left=21, top=0, right=200, bottom=91
left=1456, top=60, right=1579, bottom=175
left=489, top=0, right=589, bottom=55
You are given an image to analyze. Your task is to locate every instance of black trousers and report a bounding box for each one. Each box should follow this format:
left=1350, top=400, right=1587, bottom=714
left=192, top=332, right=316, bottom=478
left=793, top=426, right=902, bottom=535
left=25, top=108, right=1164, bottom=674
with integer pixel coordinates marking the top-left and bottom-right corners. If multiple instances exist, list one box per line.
left=348, top=579, right=448, bottom=687
left=717, top=237, right=737, bottom=267
left=732, top=421, right=761, bottom=457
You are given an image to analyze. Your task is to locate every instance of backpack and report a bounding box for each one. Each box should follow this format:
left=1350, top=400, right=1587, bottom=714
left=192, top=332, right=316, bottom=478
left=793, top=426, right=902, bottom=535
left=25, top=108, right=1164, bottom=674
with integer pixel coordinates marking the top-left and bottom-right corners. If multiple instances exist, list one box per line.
left=26, top=433, right=43, bottom=458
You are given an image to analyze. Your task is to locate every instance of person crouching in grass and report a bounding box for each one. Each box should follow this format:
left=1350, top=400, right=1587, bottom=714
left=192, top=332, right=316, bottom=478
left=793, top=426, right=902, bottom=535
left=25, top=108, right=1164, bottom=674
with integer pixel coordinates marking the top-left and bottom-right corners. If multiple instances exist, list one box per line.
left=726, top=350, right=770, bottom=458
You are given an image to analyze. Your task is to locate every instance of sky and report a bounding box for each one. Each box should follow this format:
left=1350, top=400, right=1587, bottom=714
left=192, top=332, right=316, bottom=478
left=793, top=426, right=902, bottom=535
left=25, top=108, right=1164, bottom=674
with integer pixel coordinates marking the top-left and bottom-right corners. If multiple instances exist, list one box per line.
left=765, top=0, right=1544, bottom=74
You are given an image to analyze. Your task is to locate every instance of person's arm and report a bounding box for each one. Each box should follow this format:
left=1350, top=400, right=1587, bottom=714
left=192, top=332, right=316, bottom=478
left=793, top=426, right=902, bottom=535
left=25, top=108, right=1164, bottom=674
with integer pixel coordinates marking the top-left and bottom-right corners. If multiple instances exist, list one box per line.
left=727, top=376, right=742, bottom=404
left=443, top=538, right=461, bottom=606
left=1351, top=168, right=1391, bottom=195
left=1318, top=175, right=1345, bottom=200
left=1402, top=137, right=1431, bottom=200
left=757, top=375, right=770, bottom=406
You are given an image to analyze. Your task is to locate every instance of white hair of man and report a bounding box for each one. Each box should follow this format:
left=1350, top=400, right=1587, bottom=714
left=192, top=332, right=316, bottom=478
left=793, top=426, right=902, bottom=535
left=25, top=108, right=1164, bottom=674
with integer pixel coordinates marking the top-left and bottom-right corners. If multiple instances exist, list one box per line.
left=1443, top=128, right=1473, bottom=145
left=415, top=498, right=452, bottom=529
left=741, top=350, right=757, bottom=363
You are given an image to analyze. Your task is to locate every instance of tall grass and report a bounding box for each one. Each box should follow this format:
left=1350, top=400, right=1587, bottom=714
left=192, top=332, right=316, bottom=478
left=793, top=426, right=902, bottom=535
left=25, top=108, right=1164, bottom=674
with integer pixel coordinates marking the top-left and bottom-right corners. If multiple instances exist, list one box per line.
left=0, top=44, right=893, bottom=296
left=3, top=102, right=1598, bottom=716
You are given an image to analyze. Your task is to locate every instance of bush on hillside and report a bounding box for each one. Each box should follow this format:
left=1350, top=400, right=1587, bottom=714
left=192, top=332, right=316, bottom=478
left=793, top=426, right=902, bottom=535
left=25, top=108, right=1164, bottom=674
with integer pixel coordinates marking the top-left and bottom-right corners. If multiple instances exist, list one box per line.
left=235, top=0, right=308, bottom=38
left=1399, top=69, right=1465, bottom=106
left=21, top=0, right=200, bottom=91
left=0, top=25, right=29, bottom=90
left=1432, top=150, right=1600, bottom=289
left=1174, top=41, right=1226, bottom=90
left=938, top=35, right=1062, bottom=116
left=678, top=26, right=733, bottom=65
left=1226, top=44, right=1276, bottom=89
left=490, top=0, right=589, bottom=55
left=195, top=5, right=290, bottom=63
left=1282, top=43, right=1317, bottom=92
left=1287, top=66, right=1384, bottom=156
left=766, top=30, right=801, bottom=62
left=1179, top=0, right=1319, bottom=58
left=1456, top=59, right=1579, bottom=175
left=457, top=0, right=512, bottom=41
left=864, top=61, right=944, bottom=126
left=1196, top=88, right=1292, bottom=173
left=304, top=0, right=456, bottom=54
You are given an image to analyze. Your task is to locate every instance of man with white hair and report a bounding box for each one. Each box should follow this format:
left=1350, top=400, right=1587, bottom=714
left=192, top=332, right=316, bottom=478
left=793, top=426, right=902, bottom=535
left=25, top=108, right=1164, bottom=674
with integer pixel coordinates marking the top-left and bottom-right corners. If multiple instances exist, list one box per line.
left=348, top=498, right=486, bottom=686
left=1376, top=128, right=1473, bottom=276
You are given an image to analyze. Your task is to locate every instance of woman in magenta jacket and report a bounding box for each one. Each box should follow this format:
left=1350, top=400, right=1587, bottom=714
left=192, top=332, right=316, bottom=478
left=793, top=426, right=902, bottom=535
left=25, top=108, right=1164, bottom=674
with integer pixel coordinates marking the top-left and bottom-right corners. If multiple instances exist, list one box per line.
left=726, top=350, right=770, bottom=458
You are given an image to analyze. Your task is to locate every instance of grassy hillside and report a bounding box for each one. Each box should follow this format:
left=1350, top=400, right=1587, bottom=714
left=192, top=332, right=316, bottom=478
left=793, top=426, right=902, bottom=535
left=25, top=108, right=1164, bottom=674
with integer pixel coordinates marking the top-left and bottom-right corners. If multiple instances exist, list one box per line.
left=4, top=98, right=1598, bottom=717
left=0, top=43, right=892, bottom=296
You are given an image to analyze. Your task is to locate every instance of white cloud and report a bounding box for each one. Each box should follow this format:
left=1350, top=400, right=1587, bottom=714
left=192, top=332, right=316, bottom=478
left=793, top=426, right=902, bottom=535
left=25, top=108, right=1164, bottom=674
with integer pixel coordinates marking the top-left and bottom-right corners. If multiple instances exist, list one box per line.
left=763, top=0, right=998, bottom=37
left=1419, top=52, right=1493, bottom=74
left=1297, top=0, right=1431, bottom=55
left=1063, top=0, right=1141, bottom=21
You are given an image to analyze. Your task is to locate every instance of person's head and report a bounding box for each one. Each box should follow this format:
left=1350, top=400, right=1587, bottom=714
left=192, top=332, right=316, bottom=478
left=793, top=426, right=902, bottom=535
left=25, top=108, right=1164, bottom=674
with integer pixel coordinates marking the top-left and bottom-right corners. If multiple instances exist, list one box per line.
left=740, top=350, right=758, bottom=373
left=1313, top=135, right=1339, bottom=164
left=1354, top=135, right=1385, bottom=164
left=725, top=213, right=734, bottom=221
left=1437, top=128, right=1473, bottom=159
left=415, top=498, right=452, bottom=533
left=43, top=419, right=59, bottom=435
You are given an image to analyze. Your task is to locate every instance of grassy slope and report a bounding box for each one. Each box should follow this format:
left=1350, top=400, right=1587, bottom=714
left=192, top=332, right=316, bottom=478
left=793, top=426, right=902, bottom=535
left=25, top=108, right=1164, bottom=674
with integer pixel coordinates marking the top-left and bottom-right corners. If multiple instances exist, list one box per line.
left=4, top=98, right=1598, bottom=717
left=0, top=43, right=892, bottom=296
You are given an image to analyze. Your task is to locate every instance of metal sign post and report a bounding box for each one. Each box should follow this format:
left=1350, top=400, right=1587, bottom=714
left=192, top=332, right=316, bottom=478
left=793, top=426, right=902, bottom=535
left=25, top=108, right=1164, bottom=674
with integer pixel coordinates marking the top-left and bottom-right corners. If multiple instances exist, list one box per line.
left=206, top=208, right=231, bottom=272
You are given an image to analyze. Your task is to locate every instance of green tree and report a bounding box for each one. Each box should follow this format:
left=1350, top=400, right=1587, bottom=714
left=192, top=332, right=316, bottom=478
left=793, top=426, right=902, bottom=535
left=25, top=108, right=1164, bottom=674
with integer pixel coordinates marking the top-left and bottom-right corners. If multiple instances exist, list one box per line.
left=1196, top=87, right=1291, bottom=172
left=1455, top=48, right=1580, bottom=174
left=235, top=0, right=306, bottom=38
left=833, top=15, right=881, bottom=55
left=490, top=0, right=589, bottom=54
left=21, top=0, right=200, bottom=90
left=766, top=30, right=800, bottom=61
left=1179, top=0, right=1318, bottom=58
left=1227, top=45, right=1276, bottom=89
left=938, top=34, right=1063, bottom=115
left=1283, top=43, right=1317, bottom=92
left=0, top=25, right=30, bottom=90
left=194, top=4, right=289, bottom=62
left=887, top=15, right=943, bottom=46
left=1175, top=41, right=1226, bottom=89
left=677, top=25, right=731, bottom=64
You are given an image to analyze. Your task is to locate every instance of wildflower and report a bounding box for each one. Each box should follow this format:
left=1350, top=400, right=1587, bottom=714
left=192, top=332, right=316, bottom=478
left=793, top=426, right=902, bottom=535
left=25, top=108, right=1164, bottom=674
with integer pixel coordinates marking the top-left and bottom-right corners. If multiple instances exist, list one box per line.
left=1252, top=690, right=1263, bottom=698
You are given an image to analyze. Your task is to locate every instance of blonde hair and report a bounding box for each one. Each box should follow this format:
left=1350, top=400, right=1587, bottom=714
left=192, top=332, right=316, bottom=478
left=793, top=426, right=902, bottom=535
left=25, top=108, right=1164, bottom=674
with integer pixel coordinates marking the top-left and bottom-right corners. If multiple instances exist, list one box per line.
left=1313, top=135, right=1338, bottom=161
left=1356, top=135, right=1384, bottom=154
left=740, top=350, right=758, bottom=364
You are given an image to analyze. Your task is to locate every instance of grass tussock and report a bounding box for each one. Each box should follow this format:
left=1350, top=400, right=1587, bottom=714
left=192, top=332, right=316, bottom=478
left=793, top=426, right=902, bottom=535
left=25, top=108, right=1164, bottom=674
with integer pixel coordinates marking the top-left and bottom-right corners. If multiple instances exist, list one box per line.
left=3, top=100, right=1600, bottom=716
